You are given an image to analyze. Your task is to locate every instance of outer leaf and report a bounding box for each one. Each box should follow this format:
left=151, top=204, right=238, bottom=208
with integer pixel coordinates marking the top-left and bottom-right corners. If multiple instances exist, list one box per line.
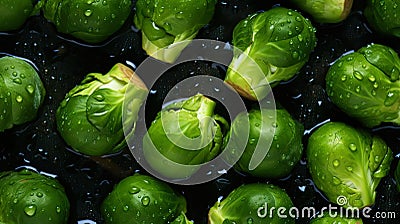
left=43, top=0, right=132, bottom=43
left=225, top=7, right=317, bottom=101
left=143, top=94, right=229, bottom=179
left=307, top=122, right=393, bottom=208
left=233, top=107, right=304, bottom=178
left=56, top=63, right=148, bottom=156
left=208, top=183, right=295, bottom=224
left=0, top=56, right=46, bottom=131
left=290, top=0, right=353, bottom=23
left=364, top=0, right=400, bottom=38
left=86, top=88, right=124, bottom=134
left=134, top=0, right=217, bottom=62
left=326, top=44, right=400, bottom=127
left=101, top=174, right=187, bottom=224
left=0, top=74, right=13, bottom=131
left=0, top=0, right=35, bottom=31
left=0, top=169, right=70, bottom=224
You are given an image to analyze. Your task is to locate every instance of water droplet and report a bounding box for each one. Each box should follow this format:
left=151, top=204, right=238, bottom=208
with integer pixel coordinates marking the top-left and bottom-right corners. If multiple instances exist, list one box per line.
left=295, top=16, right=302, bottom=22
left=16, top=95, right=23, bottom=103
left=87, top=0, right=94, bottom=4
left=13, top=78, right=22, bottom=84
left=332, top=176, right=341, bottom=185
left=368, top=75, right=376, bottom=82
left=249, top=138, right=256, bottom=145
left=297, top=34, right=303, bottom=42
left=355, top=86, right=361, bottom=93
left=24, top=205, right=37, bottom=216
left=12, top=72, right=17, bottom=76
left=10, top=65, right=15, bottom=69
left=111, top=14, right=116, bottom=19
left=287, top=11, right=293, bottom=16
left=333, top=159, right=340, bottom=167
left=348, top=143, right=357, bottom=152
left=346, top=166, right=353, bottom=172
left=371, top=90, right=377, bottom=96
left=354, top=71, right=363, bottom=80
left=175, top=11, right=184, bottom=19
left=94, top=94, right=104, bottom=101
left=163, top=22, right=171, bottom=32
left=123, top=205, right=129, bottom=212
left=341, top=75, right=347, bottom=81
left=141, top=196, right=150, bottom=206
left=13, top=198, right=18, bottom=204
left=85, top=9, right=93, bottom=16
left=247, top=217, right=254, bottom=224
left=374, top=155, right=381, bottom=163
left=26, top=85, right=35, bottom=94
left=384, top=91, right=399, bottom=106
left=337, top=62, right=343, bottom=67
left=292, top=51, right=299, bottom=59
left=56, top=206, right=61, bottom=213
left=129, top=186, right=140, bottom=194
left=36, top=192, right=43, bottom=198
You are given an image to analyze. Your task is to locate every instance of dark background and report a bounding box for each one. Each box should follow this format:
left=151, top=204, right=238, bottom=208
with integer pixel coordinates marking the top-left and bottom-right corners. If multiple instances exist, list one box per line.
left=0, top=0, right=399, bottom=223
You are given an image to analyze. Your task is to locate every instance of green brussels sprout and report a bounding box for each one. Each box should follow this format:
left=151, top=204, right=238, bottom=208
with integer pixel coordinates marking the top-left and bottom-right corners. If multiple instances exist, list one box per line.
left=326, top=44, right=400, bottom=127
left=0, top=0, right=36, bottom=31
left=232, top=107, right=304, bottom=178
left=101, top=173, right=190, bottom=224
left=290, top=0, right=353, bottom=23
left=224, top=7, right=317, bottom=101
left=42, top=0, right=132, bottom=43
left=310, top=212, right=363, bottom=224
left=395, top=161, right=400, bottom=192
left=143, top=93, right=229, bottom=179
left=0, top=169, right=70, bottom=224
left=133, top=0, right=217, bottom=63
left=307, top=122, right=393, bottom=208
left=0, top=56, right=46, bottom=132
left=56, top=63, right=148, bottom=156
left=364, top=0, right=400, bottom=38
left=208, top=183, right=295, bottom=224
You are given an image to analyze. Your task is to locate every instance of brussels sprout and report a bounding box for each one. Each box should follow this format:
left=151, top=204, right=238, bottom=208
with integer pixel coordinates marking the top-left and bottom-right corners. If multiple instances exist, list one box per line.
left=0, top=169, right=70, bottom=224
left=56, top=63, right=148, bottom=156
left=326, top=44, right=400, bottom=127
left=143, top=93, right=229, bottom=179
left=290, top=0, right=353, bottom=23
left=310, top=212, right=363, bottom=224
left=0, top=0, right=36, bottom=31
left=208, top=183, right=295, bottom=224
left=364, top=0, right=400, bottom=38
left=232, top=107, right=304, bottom=178
left=0, top=56, right=46, bottom=132
left=133, top=0, right=217, bottom=63
left=224, top=7, right=317, bottom=101
left=42, top=0, right=132, bottom=43
left=307, top=122, right=393, bottom=208
left=395, top=161, right=400, bottom=192
left=101, top=173, right=190, bottom=224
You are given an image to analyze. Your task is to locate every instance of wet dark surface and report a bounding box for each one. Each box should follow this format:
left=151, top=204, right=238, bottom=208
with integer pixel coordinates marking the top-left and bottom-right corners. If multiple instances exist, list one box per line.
left=0, top=0, right=399, bottom=223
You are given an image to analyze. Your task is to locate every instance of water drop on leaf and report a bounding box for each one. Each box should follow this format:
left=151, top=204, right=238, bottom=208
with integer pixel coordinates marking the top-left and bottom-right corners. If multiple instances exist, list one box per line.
left=24, top=205, right=37, bottom=216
